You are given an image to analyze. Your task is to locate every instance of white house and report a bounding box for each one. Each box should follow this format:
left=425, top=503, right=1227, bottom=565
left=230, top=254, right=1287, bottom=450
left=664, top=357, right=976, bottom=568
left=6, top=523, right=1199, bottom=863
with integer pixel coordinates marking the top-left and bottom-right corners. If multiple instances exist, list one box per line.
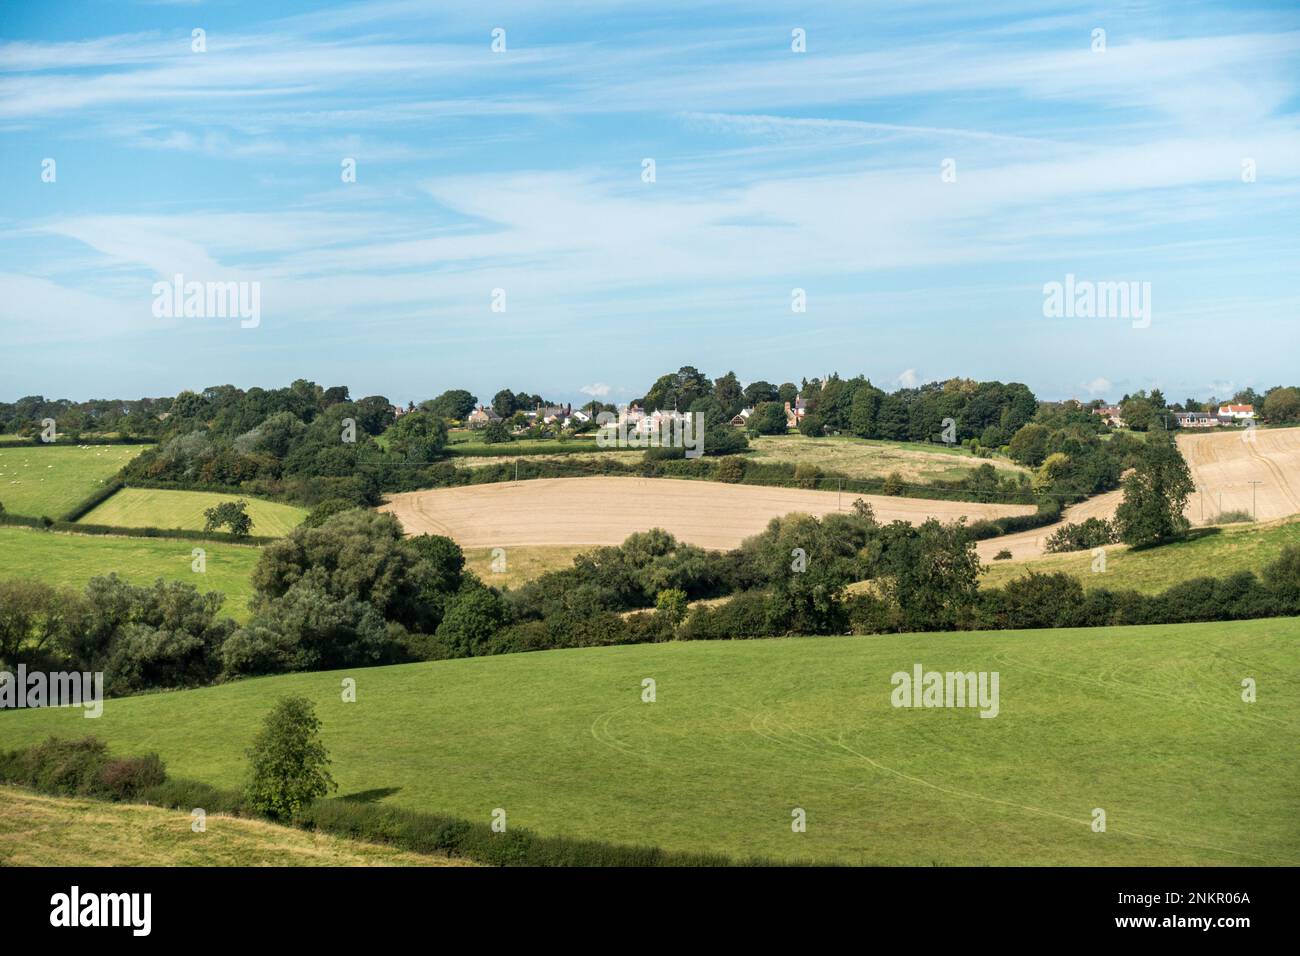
left=1217, top=404, right=1256, bottom=421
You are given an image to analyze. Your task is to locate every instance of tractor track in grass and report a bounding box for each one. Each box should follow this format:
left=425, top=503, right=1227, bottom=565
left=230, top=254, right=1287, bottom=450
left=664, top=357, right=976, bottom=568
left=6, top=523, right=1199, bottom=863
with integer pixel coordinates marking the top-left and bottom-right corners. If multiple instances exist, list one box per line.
left=589, top=698, right=1270, bottom=861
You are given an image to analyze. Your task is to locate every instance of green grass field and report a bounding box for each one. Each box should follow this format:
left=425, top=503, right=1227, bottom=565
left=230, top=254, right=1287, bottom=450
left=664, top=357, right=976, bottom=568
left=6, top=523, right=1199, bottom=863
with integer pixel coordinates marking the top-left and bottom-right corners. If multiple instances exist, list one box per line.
left=0, top=444, right=143, bottom=518
left=981, top=517, right=1300, bottom=593
left=0, top=787, right=466, bottom=866
left=747, top=434, right=1026, bottom=483
left=6, top=618, right=1295, bottom=865
left=79, top=488, right=307, bottom=537
left=0, top=526, right=260, bottom=621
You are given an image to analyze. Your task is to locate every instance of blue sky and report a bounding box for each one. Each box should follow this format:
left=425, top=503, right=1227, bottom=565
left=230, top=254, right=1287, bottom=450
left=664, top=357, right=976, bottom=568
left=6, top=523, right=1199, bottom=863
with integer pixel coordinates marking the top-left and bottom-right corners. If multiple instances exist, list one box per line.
left=2, top=0, right=1298, bottom=407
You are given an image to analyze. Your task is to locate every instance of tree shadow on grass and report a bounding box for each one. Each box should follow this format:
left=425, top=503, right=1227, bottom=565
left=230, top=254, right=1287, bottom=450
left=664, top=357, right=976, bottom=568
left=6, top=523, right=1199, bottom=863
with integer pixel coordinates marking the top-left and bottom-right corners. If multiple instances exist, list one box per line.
left=1126, top=526, right=1221, bottom=554
left=338, top=787, right=402, bottom=803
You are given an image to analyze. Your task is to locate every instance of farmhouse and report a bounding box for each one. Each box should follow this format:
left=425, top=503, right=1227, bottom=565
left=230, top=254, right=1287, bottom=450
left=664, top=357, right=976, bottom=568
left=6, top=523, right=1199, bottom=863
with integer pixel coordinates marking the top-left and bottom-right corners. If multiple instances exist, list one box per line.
left=536, top=403, right=574, bottom=425
left=466, top=405, right=502, bottom=429
left=1174, top=411, right=1223, bottom=428
left=730, top=406, right=754, bottom=427
left=1217, top=404, right=1256, bottom=420
left=1093, top=405, right=1124, bottom=427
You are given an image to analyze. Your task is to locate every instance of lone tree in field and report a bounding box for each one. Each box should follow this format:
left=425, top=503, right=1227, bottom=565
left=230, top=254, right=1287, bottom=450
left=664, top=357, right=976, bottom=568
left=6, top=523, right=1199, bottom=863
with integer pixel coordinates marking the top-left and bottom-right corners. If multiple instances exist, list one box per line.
left=245, top=695, right=335, bottom=820
left=1113, top=440, right=1193, bottom=547
left=203, top=499, right=253, bottom=537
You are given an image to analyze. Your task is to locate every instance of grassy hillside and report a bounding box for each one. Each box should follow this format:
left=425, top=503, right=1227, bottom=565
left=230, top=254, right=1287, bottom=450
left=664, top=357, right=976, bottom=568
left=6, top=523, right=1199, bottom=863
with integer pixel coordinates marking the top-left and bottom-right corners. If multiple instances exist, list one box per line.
left=746, top=434, right=1026, bottom=483
left=0, top=787, right=469, bottom=866
left=0, top=444, right=143, bottom=518
left=5, top=618, right=1296, bottom=866
left=80, top=488, right=307, bottom=537
left=981, top=517, right=1300, bottom=593
left=0, top=526, right=259, bottom=621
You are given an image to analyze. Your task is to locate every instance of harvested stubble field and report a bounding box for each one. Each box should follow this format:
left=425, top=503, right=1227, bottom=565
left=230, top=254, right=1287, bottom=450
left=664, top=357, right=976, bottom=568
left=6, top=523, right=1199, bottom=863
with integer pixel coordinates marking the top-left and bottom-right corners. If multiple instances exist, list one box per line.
left=1179, top=426, right=1300, bottom=525
left=379, top=476, right=1036, bottom=551
left=974, top=488, right=1125, bottom=563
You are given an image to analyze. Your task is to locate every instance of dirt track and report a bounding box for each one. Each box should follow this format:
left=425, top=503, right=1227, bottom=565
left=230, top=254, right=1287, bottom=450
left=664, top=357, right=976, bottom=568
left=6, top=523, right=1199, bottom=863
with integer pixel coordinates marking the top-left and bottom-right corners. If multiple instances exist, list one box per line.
left=380, top=477, right=1035, bottom=552
left=1178, top=426, right=1300, bottom=524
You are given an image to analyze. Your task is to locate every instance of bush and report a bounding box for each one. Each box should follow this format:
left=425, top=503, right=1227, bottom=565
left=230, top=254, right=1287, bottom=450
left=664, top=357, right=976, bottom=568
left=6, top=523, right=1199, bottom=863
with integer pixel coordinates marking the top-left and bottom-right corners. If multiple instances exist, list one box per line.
left=0, top=736, right=108, bottom=796
left=712, top=457, right=746, bottom=483
left=0, top=736, right=166, bottom=801
left=1044, top=517, right=1117, bottom=553
left=99, top=753, right=167, bottom=801
left=143, top=778, right=245, bottom=815
left=302, top=497, right=360, bottom=529
left=1213, top=510, right=1253, bottom=525
left=994, top=549, right=1012, bottom=560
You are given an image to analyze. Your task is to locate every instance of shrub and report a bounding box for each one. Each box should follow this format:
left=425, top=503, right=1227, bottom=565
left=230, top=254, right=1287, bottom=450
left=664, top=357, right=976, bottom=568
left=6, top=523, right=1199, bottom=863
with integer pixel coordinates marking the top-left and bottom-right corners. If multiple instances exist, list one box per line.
left=793, top=462, right=823, bottom=485
left=1213, top=510, right=1253, bottom=525
left=99, top=753, right=167, bottom=801
left=1044, top=517, right=1118, bottom=553
left=994, top=549, right=1012, bottom=560
left=0, top=736, right=108, bottom=796
left=143, top=778, right=245, bottom=815
left=712, top=457, right=745, bottom=483
left=302, top=497, right=360, bottom=529
left=0, top=736, right=166, bottom=801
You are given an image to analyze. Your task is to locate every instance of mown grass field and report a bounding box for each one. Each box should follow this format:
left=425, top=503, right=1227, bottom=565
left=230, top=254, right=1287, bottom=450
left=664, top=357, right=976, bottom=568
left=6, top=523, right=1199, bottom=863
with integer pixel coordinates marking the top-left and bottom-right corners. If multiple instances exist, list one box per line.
left=0, top=444, right=143, bottom=518
left=981, top=517, right=1300, bottom=593
left=0, top=787, right=468, bottom=866
left=5, top=618, right=1295, bottom=866
left=746, top=434, right=1026, bottom=483
left=79, top=488, right=307, bottom=537
left=0, top=526, right=259, bottom=621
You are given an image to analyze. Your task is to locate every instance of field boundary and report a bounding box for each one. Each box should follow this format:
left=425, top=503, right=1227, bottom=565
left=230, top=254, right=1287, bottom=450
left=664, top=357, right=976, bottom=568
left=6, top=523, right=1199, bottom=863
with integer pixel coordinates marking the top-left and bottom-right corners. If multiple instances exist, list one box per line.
left=0, top=512, right=277, bottom=546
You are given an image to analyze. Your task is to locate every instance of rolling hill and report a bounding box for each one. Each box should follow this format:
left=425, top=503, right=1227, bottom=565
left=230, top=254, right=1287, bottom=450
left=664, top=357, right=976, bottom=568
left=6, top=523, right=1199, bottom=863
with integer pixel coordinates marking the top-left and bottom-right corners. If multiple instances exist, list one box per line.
left=4, top=618, right=1296, bottom=866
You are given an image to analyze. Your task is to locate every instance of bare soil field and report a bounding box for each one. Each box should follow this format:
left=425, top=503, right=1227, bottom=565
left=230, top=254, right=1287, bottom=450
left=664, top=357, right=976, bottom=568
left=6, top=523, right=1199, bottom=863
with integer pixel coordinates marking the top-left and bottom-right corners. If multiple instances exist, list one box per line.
left=1178, top=426, right=1300, bottom=525
left=380, top=477, right=1036, bottom=551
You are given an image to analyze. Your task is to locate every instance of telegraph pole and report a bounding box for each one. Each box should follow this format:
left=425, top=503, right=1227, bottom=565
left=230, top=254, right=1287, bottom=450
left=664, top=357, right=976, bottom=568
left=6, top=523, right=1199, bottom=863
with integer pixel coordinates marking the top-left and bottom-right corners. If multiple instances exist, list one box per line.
left=1249, top=480, right=1262, bottom=520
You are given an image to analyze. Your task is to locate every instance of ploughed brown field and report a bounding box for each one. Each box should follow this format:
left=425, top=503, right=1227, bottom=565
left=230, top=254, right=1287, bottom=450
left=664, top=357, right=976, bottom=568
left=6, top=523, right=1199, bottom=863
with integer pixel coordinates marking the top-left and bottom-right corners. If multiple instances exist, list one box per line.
left=379, top=476, right=1036, bottom=551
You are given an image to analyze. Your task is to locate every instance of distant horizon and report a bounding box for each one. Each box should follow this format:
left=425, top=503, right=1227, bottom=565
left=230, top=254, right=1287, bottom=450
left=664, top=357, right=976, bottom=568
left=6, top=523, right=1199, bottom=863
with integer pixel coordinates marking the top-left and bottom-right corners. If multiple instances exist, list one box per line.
left=0, top=367, right=1271, bottom=411
left=3, top=0, right=1298, bottom=404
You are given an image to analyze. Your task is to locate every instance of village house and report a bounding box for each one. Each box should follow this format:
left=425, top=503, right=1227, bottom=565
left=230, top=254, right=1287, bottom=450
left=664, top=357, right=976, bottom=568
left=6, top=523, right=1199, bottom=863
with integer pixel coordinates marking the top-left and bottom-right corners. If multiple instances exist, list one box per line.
left=466, top=405, right=502, bottom=429
left=730, top=406, right=754, bottom=427
left=1173, top=411, right=1223, bottom=428
left=1217, top=403, right=1256, bottom=421
left=1093, top=404, right=1124, bottom=427
left=536, top=402, right=574, bottom=426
